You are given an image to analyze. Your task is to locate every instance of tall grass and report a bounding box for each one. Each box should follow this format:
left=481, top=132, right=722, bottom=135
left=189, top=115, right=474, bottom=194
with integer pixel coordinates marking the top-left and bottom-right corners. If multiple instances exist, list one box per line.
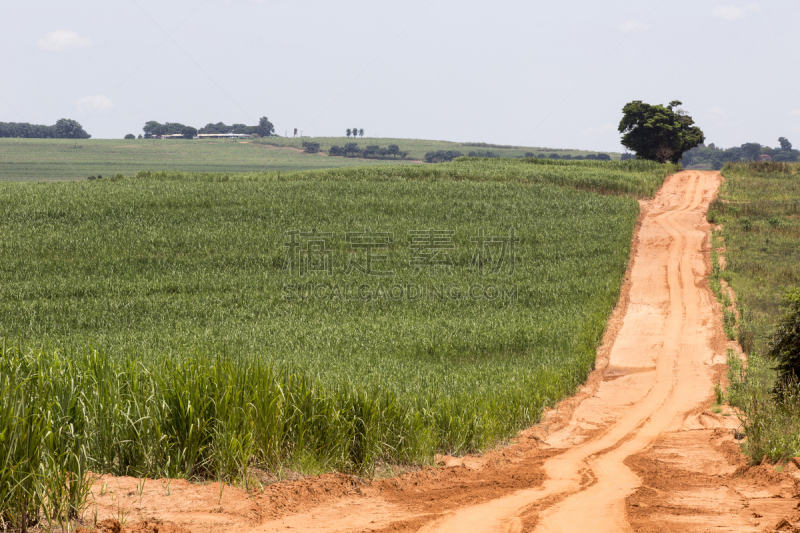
left=711, top=162, right=800, bottom=463
left=725, top=349, right=800, bottom=462
left=0, top=342, right=92, bottom=531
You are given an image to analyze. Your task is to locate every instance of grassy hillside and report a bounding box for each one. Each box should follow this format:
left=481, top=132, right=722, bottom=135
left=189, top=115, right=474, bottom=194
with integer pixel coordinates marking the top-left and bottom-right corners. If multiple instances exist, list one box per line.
left=0, top=137, right=622, bottom=182
left=0, top=138, right=406, bottom=181
left=0, top=159, right=672, bottom=529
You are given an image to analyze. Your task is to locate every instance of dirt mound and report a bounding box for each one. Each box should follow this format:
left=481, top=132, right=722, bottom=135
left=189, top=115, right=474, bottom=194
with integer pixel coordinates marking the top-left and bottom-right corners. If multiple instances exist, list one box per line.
left=258, top=472, right=370, bottom=519
left=768, top=515, right=800, bottom=532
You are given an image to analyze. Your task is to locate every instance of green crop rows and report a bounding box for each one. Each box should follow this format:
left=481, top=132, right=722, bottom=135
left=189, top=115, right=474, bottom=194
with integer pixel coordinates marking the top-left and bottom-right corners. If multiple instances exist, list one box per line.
left=133, top=157, right=676, bottom=198
left=0, top=158, right=673, bottom=530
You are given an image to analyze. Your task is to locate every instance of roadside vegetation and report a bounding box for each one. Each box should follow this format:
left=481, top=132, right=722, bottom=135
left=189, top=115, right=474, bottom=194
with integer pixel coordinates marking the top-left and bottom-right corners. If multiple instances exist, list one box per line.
left=0, top=158, right=675, bottom=530
left=708, top=161, right=800, bottom=462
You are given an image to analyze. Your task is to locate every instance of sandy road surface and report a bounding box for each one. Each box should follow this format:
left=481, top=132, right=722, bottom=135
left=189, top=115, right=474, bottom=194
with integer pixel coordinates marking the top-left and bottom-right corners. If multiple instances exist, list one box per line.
left=419, top=170, right=728, bottom=532
left=84, top=171, right=800, bottom=533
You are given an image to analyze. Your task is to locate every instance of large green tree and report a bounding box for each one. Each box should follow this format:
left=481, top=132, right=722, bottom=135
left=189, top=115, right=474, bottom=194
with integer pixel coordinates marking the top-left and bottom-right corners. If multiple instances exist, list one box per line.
left=54, top=118, right=91, bottom=139
left=182, top=126, right=198, bottom=139
left=143, top=121, right=187, bottom=137
left=740, top=142, right=762, bottom=161
left=256, top=117, right=274, bottom=137
left=618, top=100, right=704, bottom=163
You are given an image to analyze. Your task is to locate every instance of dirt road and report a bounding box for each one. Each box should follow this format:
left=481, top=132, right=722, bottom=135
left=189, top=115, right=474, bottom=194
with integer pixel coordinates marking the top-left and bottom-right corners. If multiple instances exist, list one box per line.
left=418, top=170, right=730, bottom=532
left=84, top=171, right=800, bottom=533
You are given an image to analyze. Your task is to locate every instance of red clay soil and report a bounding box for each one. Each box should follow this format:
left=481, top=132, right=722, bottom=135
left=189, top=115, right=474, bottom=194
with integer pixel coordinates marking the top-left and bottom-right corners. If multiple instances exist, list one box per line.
left=79, top=171, right=800, bottom=533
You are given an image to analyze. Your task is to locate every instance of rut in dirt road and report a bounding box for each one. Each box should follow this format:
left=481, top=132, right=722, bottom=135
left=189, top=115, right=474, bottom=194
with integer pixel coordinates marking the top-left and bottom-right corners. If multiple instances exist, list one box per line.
left=420, top=171, right=724, bottom=533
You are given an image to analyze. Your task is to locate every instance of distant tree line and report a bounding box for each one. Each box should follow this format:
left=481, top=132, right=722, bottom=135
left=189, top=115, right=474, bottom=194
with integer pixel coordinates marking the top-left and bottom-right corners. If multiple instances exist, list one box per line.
left=142, top=121, right=197, bottom=139
left=462, top=142, right=516, bottom=149
left=0, top=119, right=91, bottom=139
left=542, top=153, right=611, bottom=160
left=424, top=150, right=613, bottom=163
left=142, top=117, right=275, bottom=139
left=198, top=117, right=274, bottom=136
left=518, top=152, right=612, bottom=160
left=329, top=143, right=408, bottom=159
left=467, top=150, right=500, bottom=158
left=425, top=150, right=464, bottom=163
left=302, top=141, right=320, bottom=153
left=681, top=137, right=800, bottom=170
left=346, top=128, right=364, bottom=138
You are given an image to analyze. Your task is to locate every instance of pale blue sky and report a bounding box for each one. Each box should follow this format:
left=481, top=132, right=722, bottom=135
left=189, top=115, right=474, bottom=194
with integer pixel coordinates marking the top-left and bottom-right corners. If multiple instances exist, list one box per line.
left=1, top=0, right=798, bottom=151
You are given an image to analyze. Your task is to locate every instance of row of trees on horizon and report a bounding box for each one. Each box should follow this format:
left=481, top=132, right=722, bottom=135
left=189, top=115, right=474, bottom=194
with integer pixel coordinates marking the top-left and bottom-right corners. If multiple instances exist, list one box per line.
left=424, top=150, right=613, bottom=163
left=3, top=110, right=794, bottom=171
left=617, top=100, right=797, bottom=167
left=0, top=119, right=91, bottom=139
left=137, top=117, right=275, bottom=139
left=325, top=142, right=409, bottom=159
left=680, top=137, right=800, bottom=169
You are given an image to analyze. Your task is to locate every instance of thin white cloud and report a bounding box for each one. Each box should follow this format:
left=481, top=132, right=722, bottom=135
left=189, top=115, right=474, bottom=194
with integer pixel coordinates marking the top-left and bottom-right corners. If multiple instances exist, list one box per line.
left=712, top=3, right=760, bottom=21
left=619, top=20, right=650, bottom=33
left=36, top=30, right=93, bottom=51
left=77, top=95, right=113, bottom=113
left=789, top=109, right=800, bottom=117
left=708, top=106, right=727, bottom=118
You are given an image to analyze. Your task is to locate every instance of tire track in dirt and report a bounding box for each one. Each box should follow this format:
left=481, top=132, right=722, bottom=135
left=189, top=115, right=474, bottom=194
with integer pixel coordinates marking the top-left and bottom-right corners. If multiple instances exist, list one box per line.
left=414, top=171, right=719, bottom=532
